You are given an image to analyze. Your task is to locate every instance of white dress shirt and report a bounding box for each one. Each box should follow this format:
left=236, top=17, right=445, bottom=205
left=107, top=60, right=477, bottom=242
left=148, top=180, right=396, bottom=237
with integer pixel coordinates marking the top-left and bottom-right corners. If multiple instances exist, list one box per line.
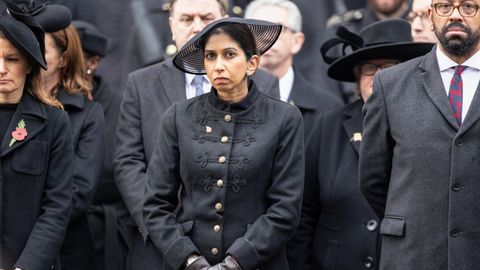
left=279, top=67, right=295, bottom=103
left=436, top=47, right=480, bottom=122
left=185, top=74, right=211, bottom=99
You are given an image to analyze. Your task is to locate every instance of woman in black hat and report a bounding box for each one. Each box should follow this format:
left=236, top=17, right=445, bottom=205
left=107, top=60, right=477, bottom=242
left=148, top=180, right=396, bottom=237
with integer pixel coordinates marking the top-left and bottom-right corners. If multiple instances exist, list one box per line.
left=143, top=17, right=304, bottom=270
left=0, top=1, right=74, bottom=269
left=286, top=19, right=434, bottom=270
left=31, top=3, right=105, bottom=270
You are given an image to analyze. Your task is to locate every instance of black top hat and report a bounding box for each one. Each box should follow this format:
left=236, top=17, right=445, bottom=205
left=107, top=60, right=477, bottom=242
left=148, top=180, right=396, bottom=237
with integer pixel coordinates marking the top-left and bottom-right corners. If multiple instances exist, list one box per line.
left=0, top=0, right=47, bottom=69
left=73, top=20, right=108, bottom=57
left=173, top=17, right=282, bottom=75
left=31, top=2, right=71, bottom=33
left=321, top=19, right=434, bottom=82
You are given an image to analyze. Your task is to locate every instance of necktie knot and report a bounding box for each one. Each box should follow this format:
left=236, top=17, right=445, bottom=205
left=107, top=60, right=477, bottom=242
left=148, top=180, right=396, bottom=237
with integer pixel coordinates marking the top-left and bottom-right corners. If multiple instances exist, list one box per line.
left=192, top=75, right=204, bottom=96
left=454, top=65, right=466, bottom=75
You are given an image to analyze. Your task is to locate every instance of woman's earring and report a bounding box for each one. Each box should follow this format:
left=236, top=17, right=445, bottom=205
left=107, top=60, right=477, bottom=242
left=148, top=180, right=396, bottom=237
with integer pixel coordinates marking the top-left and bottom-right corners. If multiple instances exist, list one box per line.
left=86, top=69, right=92, bottom=75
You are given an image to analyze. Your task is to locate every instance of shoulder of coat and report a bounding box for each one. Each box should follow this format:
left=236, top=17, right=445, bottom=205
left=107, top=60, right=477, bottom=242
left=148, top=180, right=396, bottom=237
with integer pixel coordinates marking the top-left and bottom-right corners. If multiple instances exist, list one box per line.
left=326, top=9, right=364, bottom=29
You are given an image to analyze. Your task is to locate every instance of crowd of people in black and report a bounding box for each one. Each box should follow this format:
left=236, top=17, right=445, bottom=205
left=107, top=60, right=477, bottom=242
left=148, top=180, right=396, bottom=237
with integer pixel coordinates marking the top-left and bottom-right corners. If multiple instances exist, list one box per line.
left=0, top=0, right=479, bottom=270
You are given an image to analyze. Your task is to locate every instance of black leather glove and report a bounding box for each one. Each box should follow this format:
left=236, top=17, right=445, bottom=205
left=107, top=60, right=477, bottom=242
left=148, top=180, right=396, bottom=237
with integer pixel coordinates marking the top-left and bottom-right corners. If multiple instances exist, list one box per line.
left=185, top=255, right=212, bottom=270
left=208, top=255, right=243, bottom=270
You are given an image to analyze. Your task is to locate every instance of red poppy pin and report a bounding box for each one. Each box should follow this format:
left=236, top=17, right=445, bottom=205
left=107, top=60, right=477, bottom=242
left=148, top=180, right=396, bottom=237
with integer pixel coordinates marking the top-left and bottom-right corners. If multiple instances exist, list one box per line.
left=9, top=119, right=27, bottom=147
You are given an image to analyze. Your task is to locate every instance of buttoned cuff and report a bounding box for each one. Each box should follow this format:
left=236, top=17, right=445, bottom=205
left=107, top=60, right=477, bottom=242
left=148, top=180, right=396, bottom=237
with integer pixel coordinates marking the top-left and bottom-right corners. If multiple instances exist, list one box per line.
left=226, top=237, right=260, bottom=270
left=165, top=236, right=199, bottom=270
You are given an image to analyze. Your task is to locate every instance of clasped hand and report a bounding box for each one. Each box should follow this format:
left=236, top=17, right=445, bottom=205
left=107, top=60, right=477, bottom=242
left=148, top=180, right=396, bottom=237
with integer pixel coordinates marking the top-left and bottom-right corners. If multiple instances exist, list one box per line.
left=186, top=255, right=242, bottom=270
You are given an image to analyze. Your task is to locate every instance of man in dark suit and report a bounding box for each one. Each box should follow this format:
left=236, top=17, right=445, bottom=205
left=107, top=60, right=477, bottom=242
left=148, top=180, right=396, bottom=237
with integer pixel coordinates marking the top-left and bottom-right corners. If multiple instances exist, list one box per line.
left=359, top=2, right=480, bottom=269
left=245, top=0, right=342, bottom=139
left=114, top=0, right=279, bottom=269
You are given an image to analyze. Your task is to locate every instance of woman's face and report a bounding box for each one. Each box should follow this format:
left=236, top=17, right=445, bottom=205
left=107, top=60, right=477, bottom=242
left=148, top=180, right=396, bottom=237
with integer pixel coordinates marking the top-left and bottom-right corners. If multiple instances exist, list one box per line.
left=204, top=32, right=258, bottom=96
left=0, top=37, right=31, bottom=102
left=357, top=58, right=400, bottom=101
left=41, top=33, right=63, bottom=88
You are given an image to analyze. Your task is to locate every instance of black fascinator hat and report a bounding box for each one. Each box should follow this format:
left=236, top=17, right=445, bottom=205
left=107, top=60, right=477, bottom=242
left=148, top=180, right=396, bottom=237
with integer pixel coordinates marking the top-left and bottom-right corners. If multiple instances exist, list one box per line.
left=0, top=0, right=47, bottom=69
left=321, top=19, right=434, bottom=82
left=31, top=2, right=71, bottom=33
left=173, top=17, right=281, bottom=74
left=73, top=20, right=108, bottom=57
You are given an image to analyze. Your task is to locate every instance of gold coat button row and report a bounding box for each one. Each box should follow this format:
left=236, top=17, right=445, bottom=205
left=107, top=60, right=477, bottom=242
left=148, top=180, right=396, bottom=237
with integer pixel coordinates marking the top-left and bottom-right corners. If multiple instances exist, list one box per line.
left=216, top=179, right=224, bottom=187
left=219, top=156, right=226, bottom=163
left=215, top=203, right=223, bottom=210
left=213, top=225, right=221, bottom=232
left=211, top=248, right=219, bottom=255
left=221, top=136, right=228, bottom=143
left=224, top=115, right=232, bottom=122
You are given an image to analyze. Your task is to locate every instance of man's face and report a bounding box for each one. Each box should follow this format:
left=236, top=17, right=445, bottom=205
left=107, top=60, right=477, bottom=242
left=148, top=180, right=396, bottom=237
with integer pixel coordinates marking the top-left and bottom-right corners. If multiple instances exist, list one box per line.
left=429, top=0, right=480, bottom=56
left=246, top=5, right=303, bottom=75
left=369, top=0, right=406, bottom=15
left=410, top=0, right=438, bottom=42
left=169, top=0, right=225, bottom=49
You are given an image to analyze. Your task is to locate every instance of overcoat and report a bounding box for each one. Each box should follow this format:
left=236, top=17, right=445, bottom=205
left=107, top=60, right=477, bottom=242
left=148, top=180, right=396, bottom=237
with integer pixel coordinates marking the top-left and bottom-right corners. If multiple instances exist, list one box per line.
left=113, top=58, right=280, bottom=268
left=359, top=47, right=480, bottom=270
left=0, top=92, right=73, bottom=270
left=287, top=100, right=379, bottom=270
left=143, top=82, right=304, bottom=270
left=58, top=89, right=105, bottom=270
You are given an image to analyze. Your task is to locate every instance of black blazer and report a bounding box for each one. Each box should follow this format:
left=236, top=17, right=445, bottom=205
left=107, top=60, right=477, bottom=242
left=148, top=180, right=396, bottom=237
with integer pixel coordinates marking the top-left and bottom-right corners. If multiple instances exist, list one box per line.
left=143, top=83, right=304, bottom=270
left=287, top=100, right=379, bottom=270
left=1, top=92, right=73, bottom=270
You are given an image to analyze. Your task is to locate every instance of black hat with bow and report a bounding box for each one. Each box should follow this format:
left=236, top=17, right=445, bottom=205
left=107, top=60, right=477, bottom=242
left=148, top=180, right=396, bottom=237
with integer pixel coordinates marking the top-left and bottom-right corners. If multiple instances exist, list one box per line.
left=321, top=18, right=434, bottom=82
left=0, top=0, right=47, bottom=69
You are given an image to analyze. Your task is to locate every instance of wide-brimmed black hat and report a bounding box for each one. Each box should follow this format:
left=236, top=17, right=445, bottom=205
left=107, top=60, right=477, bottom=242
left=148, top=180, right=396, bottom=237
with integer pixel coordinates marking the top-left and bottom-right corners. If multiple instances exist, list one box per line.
left=173, top=17, right=281, bottom=74
left=0, top=0, right=47, bottom=69
left=321, top=19, right=434, bottom=82
left=31, top=2, right=71, bottom=32
left=73, top=20, right=108, bottom=57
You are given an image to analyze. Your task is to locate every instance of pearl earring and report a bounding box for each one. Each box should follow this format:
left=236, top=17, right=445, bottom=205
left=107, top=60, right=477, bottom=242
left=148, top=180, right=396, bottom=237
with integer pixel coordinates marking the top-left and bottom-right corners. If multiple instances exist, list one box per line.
left=86, top=69, right=92, bottom=75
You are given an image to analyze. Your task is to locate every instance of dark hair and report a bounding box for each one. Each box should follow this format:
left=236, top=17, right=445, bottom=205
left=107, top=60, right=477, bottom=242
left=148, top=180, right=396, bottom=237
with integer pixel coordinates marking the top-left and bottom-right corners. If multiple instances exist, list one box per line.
left=200, top=23, right=258, bottom=59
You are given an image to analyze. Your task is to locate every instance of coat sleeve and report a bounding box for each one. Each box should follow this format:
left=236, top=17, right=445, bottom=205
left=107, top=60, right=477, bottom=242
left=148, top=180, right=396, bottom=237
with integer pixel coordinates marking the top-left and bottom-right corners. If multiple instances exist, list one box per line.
left=226, top=105, right=305, bottom=270
left=358, top=74, right=394, bottom=218
left=114, top=73, right=149, bottom=237
left=69, top=102, right=106, bottom=222
left=286, top=114, right=324, bottom=270
left=143, top=104, right=200, bottom=270
left=15, top=111, right=74, bottom=270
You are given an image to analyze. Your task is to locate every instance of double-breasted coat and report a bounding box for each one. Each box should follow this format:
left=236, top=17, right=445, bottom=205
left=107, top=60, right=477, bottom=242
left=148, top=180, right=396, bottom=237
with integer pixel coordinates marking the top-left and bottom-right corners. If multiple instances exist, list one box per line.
left=143, top=83, right=304, bottom=270
left=359, top=48, right=480, bottom=270
left=287, top=100, right=379, bottom=270
left=57, top=89, right=105, bottom=269
left=114, top=58, right=280, bottom=268
left=0, top=92, right=73, bottom=270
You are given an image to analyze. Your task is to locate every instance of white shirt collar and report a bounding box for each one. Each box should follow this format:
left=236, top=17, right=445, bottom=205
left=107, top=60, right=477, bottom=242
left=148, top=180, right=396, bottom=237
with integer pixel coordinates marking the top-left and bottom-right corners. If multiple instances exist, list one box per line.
left=436, top=47, right=480, bottom=71
left=279, top=67, right=295, bottom=102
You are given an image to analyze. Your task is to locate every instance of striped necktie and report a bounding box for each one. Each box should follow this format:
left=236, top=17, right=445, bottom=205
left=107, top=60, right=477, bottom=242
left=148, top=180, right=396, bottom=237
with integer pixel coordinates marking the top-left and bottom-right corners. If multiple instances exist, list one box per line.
left=192, top=75, right=204, bottom=97
left=449, top=65, right=466, bottom=126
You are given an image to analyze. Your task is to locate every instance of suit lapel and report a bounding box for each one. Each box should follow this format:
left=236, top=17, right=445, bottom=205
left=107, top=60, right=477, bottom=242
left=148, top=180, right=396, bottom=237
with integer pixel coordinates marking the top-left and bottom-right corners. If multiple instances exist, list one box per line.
left=159, top=58, right=186, bottom=104
left=342, top=100, right=364, bottom=155
left=419, top=49, right=459, bottom=130
left=458, top=81, right=480, bottom=135
left=1, top=93, right=47, bottom=157
left=289, top=72, right=317, bottom=112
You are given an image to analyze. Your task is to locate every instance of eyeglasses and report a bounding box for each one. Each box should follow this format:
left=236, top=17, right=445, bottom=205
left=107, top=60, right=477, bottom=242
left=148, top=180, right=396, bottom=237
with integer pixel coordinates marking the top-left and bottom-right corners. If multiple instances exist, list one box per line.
left=359, top=62, right=400, bottom=76
left=431, top=2, right=480, bottom=17
left=281, top=25, right=297, bottom=34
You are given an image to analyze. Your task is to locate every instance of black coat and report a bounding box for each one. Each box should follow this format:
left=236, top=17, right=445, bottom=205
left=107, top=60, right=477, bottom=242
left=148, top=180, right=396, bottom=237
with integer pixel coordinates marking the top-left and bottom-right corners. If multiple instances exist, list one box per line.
left=58, top=89, right=105, bottom=269
left=287, top=100, right=379, bottom=270
left=0, top=92, right=73, bottom=270
left=143, top=83, right=304, bottom=270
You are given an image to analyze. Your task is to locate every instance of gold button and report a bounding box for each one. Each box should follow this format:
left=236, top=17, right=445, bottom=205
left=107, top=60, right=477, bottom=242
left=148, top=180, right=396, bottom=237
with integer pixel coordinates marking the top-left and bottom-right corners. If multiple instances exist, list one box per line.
left=224, top=115, right=232, bottom=122
left=215, top=203, right=222, bottom=210
left=211, top=248, right=219, bottom=255
left=232, top=5, right=242, bottom=15
left=165, top=44, right=177, bottom=56
left=221, top=136, right=228, bottom=143
left=219, top=156, right=226, bottom=163
left=213, top=225, right=221, bottom=232
left=217, top=179, right=224, bottom=187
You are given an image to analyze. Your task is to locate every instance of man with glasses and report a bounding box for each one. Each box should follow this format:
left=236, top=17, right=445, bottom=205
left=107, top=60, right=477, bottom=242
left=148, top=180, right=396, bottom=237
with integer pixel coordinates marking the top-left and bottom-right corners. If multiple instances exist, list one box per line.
left=244, top=0, right=342, bottom=140
left=410, top=0, right=439, bottom=42
left=359, top=1, right=480, bottom=269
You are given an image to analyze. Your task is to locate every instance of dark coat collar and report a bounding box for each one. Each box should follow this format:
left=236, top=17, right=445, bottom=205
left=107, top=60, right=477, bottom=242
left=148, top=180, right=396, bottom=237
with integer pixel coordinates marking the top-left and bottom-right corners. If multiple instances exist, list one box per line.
left=57, top=87, right=85, bottom=109
left=208, top=80, right=260, bottom=113
left=289, top=69, right=318, bottom=111
left=159, top=57, right=187, bottom=104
